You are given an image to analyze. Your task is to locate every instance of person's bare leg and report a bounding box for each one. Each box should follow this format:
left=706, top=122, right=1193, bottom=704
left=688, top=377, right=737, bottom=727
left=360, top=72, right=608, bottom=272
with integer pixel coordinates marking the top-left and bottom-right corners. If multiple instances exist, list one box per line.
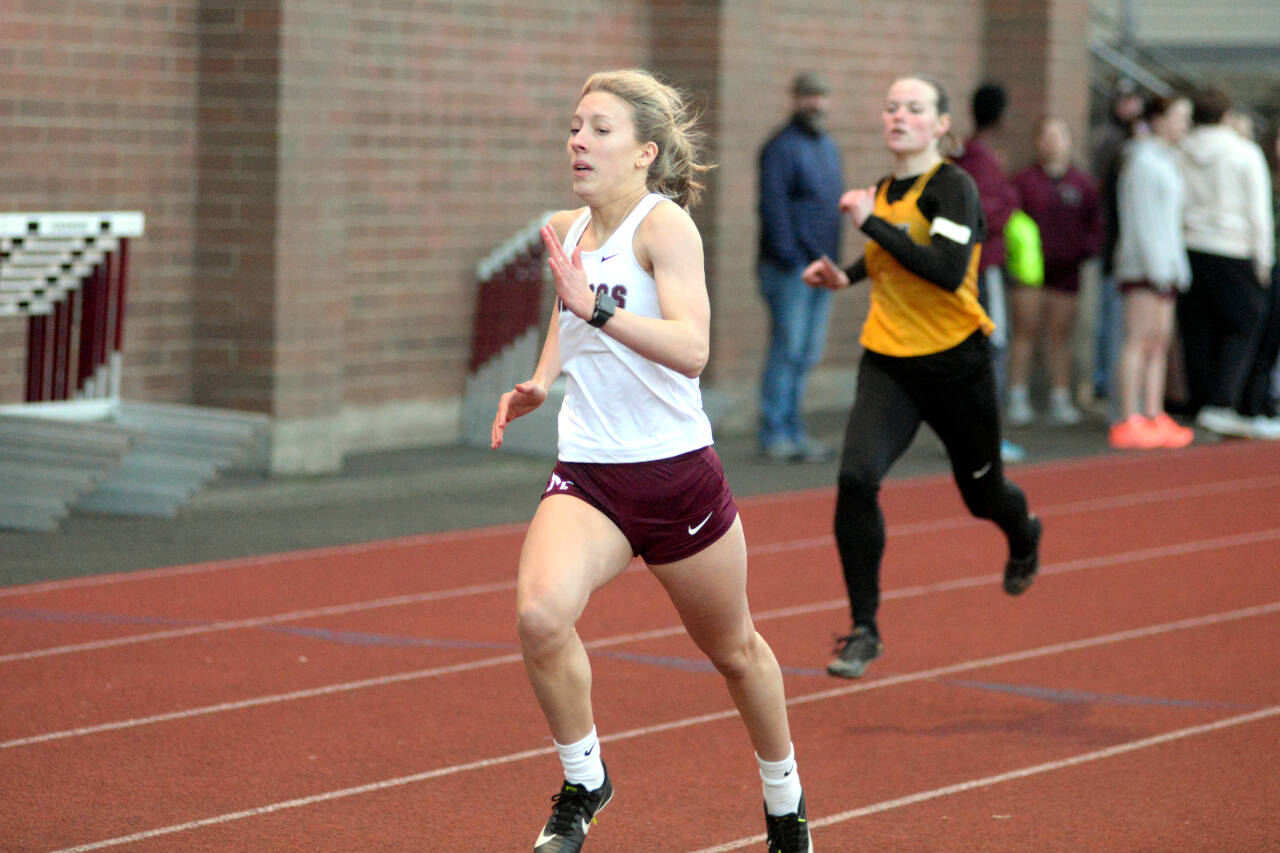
left=647, top=516, right=792, bottom=761
left=516, top=495, right=633, bottom=743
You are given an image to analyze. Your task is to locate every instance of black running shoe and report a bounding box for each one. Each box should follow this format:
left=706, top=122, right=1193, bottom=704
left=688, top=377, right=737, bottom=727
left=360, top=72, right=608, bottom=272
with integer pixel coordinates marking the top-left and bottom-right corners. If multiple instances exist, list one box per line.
left=765, top=791, right=813, bottom=852
left=827, top=626, right=883, bottom=679
left=533, top=765, right=613, bottom=852
left=1003, top=514, right=1042, bottom=595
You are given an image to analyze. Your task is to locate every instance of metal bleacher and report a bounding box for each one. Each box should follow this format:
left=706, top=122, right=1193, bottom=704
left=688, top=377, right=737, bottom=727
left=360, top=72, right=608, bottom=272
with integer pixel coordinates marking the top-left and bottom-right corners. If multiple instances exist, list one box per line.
left=460, top=212, right=563, bottom=454
left=1, top=212, right=267, bottom=531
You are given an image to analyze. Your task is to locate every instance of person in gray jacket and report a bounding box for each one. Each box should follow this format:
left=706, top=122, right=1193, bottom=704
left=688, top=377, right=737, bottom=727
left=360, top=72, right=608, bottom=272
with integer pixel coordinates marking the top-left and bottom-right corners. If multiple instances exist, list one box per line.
left=1109, top=94, right=1196, bottom=450
left=1177, top=86, right=1277, bottom=439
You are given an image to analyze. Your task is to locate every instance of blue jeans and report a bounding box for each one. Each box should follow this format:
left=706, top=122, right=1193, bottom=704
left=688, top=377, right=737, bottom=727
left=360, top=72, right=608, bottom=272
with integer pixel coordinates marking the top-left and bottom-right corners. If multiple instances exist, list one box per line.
left=1093, top=273, right=1123, bottom=415
left=758, top=259, right=833, bottom=447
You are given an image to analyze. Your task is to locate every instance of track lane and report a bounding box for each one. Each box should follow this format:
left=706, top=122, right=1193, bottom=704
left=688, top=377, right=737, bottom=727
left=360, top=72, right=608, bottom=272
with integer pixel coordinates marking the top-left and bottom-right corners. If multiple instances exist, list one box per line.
left=3, top=443, right=1278, bottom=850
left=32, top=612, right=1277, bottom=852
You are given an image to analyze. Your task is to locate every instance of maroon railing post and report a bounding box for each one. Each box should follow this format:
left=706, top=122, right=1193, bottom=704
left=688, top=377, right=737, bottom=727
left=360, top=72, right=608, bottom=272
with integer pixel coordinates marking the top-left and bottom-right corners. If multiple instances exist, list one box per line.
left=25, top=315, right=49, bottom=402
left=50, top=292, right=74, bottom=400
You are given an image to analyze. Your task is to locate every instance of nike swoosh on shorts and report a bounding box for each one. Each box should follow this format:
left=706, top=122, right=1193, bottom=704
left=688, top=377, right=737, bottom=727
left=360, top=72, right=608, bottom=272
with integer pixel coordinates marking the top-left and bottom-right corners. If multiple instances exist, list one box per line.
left=687, top=511, right=714, bottom=535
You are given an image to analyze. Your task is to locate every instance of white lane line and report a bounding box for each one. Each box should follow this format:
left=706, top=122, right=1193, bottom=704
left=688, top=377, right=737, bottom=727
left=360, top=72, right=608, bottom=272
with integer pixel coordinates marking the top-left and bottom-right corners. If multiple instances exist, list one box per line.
left=3, top=458, right=1271, bottom=602
left=6, top=520, right=1278, bottom=666
left=4, top=530, right=1278, bottom=749
left=0, top=522, right=530, bottom=599
left=43, top=604, right=1280, bottom=852
left=686, top=705, right=1280, bottom=852
left=0, top=580, right=521, bottom=664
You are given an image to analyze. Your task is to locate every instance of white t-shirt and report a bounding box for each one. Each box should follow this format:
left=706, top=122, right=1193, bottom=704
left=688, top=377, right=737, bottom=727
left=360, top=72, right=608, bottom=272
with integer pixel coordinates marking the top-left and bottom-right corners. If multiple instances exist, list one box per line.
left=555, top=193, right=714, bottom=462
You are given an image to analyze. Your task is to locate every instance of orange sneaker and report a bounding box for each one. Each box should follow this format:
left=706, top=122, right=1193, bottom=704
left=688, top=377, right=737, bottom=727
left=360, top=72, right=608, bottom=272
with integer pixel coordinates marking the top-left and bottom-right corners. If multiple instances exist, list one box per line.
left=1148, top=412, right=1194, bottom=448
left=1109, top=414, right=1164, bottom=449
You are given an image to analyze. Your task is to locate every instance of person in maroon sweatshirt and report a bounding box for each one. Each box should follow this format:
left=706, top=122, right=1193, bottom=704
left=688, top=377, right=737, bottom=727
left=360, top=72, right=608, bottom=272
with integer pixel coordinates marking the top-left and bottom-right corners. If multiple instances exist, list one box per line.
left=1007, top=115, right=1105, bottom=427
left=954, top=83, right=1024, bottom=461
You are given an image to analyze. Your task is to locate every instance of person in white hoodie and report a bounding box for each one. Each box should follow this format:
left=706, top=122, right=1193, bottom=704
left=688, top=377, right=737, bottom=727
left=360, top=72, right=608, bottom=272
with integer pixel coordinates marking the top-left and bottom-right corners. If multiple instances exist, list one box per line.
left=1109, top=94, right=1196, bottom=450
left=1177, top=86, right=1277, bottom=439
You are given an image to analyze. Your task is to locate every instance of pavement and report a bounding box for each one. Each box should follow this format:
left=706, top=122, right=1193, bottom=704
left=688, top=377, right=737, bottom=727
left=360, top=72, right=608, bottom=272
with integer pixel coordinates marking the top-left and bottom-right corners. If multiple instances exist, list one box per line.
left=0, top=405, right=1123, bottom=587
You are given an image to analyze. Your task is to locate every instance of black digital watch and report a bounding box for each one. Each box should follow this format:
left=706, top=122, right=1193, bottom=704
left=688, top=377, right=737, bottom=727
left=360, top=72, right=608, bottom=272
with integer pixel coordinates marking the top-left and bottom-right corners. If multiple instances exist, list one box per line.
left=588, top=288, right=617, bottom=328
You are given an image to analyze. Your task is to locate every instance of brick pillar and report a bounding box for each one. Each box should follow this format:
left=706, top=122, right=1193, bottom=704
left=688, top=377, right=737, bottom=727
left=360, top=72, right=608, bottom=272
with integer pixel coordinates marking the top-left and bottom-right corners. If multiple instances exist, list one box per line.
left=194, top=1, right=282, bottom=419
left=194, top=1, right=347, bottom=474
left=269, top=1, right=348, bottom=473
left=982, top=0, right=1093, bottom=167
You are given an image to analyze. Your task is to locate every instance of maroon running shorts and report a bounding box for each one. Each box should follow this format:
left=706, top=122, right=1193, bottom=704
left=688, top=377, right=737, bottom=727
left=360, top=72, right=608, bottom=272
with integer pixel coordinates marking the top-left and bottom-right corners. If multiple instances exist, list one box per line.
left=541, top=446, right=738, bottom=565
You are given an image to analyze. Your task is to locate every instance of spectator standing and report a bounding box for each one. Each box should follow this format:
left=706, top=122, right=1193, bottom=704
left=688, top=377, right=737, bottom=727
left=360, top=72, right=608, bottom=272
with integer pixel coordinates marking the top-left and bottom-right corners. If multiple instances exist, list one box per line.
left=1091, top=88, right=1147, bottom=410
left=1177, top=86, right=1276, bottom=439
left=1237, top=124, right=1280, bottom=437
left=757, top=71, right=844, bottom=462
left=1109, top=95, right=1196, bottom=450
left=953, top=82, right=1026, bottom=462
left=1008, top=116, right=1104, bottom=426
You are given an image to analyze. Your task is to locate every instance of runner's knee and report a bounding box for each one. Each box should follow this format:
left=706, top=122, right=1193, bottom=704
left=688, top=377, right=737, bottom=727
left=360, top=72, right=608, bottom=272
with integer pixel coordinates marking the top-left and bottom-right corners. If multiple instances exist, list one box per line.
left=701, top=631, right=758, bottom=682
left=836, top=469, right=880, bottom=512
left=516, top=597, right=574, bottom=656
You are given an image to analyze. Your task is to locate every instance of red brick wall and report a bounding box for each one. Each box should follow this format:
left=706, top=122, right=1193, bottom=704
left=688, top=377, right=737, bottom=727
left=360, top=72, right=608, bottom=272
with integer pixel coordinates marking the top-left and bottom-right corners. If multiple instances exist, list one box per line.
left=334, top=2, right=650, bottom=411
left=1, top=1, right=1091, bottom=471
left=0, top=0, right=199, bottom=404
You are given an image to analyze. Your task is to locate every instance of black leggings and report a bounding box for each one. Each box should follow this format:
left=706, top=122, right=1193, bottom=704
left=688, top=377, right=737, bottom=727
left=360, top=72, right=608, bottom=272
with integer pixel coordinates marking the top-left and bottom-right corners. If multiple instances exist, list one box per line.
left=835, top=332, right=1036, bottom=635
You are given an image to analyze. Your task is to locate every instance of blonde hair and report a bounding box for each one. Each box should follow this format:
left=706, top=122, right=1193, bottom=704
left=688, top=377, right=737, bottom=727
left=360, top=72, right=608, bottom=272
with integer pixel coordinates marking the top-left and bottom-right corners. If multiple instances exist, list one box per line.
left=580, top=69, right=714, bottom=209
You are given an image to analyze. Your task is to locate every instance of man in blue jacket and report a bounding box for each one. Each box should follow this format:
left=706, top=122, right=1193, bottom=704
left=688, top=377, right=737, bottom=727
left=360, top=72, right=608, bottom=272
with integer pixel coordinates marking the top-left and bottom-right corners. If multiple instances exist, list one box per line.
left=758, top=71, right=843, bottom=462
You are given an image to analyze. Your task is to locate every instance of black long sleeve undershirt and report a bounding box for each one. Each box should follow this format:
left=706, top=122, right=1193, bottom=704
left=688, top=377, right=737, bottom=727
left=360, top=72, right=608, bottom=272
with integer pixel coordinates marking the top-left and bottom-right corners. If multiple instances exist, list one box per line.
left=843, top=163, right=986, bottom=293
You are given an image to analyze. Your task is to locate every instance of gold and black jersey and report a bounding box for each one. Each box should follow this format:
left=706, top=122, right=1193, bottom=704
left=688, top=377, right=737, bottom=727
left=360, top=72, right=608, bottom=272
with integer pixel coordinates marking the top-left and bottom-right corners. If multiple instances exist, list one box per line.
left=858, top=162, right=994, bottom=357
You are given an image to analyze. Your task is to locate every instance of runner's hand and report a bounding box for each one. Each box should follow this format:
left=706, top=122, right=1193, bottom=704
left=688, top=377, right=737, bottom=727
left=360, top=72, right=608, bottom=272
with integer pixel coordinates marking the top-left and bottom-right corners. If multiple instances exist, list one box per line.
left=540, top=224, right=592, bottom=320
left=839, top=187, right=876, bottom=227
left=803, top=255, right=850, bottom=290
left=491, top=381, right=548, bottom=449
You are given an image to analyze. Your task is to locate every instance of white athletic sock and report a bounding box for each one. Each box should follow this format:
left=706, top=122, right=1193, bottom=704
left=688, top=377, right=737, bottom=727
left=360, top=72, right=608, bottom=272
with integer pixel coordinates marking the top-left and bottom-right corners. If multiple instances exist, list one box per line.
left=757, top=745, right=802, bottom=816
left=1009, top=384, right=1030, bottom=404
left=554, top=727, right=605, bottom=790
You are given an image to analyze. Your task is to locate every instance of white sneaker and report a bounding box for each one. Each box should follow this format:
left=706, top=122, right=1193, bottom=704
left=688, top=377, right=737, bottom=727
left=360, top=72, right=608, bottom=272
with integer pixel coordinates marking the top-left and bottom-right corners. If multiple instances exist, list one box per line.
left=1006, top=396, right=1035, bottom=427
left=1196, top=406, right=1255, bottom=437
left=1047, top=397, right=1082, bottom=426
left=1250, top=415, right=1280, bottom=440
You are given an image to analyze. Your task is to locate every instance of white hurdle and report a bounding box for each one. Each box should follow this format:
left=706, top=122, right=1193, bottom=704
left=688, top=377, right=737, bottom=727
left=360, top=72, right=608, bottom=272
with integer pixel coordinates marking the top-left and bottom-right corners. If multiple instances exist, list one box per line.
left=0, top=211, right=144, bottom=402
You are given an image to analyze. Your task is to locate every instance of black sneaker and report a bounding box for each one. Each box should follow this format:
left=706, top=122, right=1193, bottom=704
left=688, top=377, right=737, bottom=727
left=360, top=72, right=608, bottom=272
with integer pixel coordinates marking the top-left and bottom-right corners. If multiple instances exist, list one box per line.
left=533, top=765, right=613, bottom=852
left=827, top=627, right=883, bottom=679
left=765, top=791, right=813, bottom=852
left=1003, top=514, right=1042, bottom=595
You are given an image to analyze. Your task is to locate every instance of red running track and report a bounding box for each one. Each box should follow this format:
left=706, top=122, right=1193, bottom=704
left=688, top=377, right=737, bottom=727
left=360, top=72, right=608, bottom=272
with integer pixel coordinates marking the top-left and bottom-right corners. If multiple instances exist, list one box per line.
left=1, top=442, right=1278, bottom=851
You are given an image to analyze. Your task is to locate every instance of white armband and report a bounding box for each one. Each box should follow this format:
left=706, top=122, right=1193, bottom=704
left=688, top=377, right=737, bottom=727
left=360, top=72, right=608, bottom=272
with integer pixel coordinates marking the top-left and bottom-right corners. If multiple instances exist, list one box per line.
left=929, top=216, right=972, bottom=245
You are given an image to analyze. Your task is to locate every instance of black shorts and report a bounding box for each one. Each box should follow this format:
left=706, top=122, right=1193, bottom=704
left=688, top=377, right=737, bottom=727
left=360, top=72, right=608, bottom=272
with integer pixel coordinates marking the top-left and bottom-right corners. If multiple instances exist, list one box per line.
left=541, top=446, right=738, bottom=564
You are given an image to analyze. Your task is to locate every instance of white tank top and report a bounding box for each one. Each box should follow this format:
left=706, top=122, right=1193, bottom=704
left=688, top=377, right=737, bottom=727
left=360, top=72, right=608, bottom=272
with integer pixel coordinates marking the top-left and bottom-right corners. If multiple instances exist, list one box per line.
left=555, top=193, right=714, bottom=463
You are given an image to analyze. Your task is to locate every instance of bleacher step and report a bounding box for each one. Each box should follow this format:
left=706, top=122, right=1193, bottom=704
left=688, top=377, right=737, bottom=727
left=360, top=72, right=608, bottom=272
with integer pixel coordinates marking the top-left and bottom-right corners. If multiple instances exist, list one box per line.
left=0, top=400, right=268, bottom=528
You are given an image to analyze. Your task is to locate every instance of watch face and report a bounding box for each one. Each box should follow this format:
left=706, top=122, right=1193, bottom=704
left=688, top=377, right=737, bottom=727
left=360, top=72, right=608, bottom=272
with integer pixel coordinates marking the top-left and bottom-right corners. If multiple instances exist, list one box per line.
left=590, top=288, right=616, bottom=327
